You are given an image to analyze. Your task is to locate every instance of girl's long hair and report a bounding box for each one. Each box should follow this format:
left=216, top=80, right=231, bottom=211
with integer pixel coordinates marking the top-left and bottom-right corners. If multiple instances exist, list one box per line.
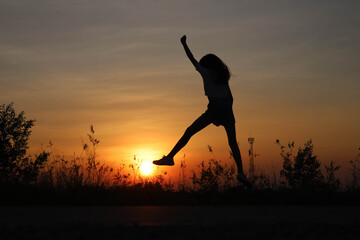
left=199, top=54, right=230, bottom=84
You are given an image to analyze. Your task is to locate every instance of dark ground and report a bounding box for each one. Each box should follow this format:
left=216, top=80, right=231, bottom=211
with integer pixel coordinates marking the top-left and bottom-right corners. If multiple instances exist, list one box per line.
left=1, top=206, right=360, bottom=239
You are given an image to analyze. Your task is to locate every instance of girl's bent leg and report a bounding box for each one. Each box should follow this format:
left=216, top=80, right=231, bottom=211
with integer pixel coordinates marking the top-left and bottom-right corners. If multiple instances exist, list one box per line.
left=168, top=114, right=211, bottom=158
left=224, top=123, right=244, bottom=173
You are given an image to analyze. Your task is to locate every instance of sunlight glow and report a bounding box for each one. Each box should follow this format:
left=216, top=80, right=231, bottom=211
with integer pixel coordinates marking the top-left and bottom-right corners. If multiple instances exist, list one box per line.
left=140, top=161, right=153, bottom=176
left=132, top=147, right=163, bottom=161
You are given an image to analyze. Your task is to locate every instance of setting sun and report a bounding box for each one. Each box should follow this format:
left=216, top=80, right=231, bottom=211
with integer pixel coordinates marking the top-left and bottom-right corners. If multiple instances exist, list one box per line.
left=140, top=161, right=153, bottom=176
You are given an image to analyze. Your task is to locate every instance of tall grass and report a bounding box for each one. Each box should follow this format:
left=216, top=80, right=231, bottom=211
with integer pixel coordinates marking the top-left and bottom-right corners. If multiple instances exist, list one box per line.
left=32, top=131, right=360, bottom=194
left=2, top=125, right=360, bottom=205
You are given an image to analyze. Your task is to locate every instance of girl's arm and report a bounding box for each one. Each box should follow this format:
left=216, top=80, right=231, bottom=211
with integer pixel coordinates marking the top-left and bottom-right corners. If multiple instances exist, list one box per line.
left=181, top=35, right=198, bottom=67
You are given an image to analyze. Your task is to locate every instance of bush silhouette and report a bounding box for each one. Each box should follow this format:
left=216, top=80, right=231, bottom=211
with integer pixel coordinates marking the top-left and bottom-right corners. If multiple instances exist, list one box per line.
left=191, top=146, right=236, bottom=192
left=277, top=139, right=324, bottom=189
left=0, top=103, right=49, bottom=184
left=347, top=147, right=360, bottom=191
left=324, top=160, right=341, bottom=191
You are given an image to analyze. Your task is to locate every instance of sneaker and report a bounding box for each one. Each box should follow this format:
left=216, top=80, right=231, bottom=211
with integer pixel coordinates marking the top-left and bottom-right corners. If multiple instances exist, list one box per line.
left=237, top=172, right=252, bottom=189
left=153, top=155, right=174, bottom=166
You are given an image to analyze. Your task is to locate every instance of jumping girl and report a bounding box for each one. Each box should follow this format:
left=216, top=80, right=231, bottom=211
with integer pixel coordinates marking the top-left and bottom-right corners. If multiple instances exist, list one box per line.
left=153, top=35, right=251, bottom=188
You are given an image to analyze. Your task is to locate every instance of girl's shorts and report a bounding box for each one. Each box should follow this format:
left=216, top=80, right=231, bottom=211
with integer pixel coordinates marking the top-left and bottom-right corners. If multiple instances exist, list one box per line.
left=202, top=97, right=235, bottom=127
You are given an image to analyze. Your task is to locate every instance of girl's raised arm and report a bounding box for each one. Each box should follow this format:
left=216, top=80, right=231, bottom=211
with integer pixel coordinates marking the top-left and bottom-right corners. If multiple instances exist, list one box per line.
left=181, top=35, right=198, bottom=67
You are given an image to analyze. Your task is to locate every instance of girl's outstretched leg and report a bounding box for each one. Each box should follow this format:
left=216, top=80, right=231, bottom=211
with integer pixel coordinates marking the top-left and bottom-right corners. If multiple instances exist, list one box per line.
left=224, top=123, right=252, bottom=188
left=153, top=114, right=211, bottom=165
left=168, top=114, right=211, bottom=158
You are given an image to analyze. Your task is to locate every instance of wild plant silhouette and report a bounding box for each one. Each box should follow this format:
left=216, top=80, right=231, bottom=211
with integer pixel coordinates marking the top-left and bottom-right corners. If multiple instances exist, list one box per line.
left=1, top=103, right=360, bottom=205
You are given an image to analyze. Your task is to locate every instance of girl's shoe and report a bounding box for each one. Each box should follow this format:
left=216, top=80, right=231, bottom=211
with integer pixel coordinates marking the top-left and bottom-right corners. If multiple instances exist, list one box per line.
left=237, top=172, right=252, bottom=189
left=153, top=155, right=174, bottom=166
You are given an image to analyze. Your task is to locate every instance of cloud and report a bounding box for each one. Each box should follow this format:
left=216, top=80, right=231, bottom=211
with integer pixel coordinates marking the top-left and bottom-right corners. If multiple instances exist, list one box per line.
left=1, top=0, right=359, bottom=164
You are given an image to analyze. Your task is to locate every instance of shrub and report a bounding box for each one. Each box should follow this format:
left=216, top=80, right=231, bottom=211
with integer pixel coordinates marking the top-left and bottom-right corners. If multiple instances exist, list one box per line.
left=347, top=147, right=360, bottom=191
left=277, top=139, right=324, bottom=189
left=324, top=160, right=341, bottom=191
left=191, top=146, right=236, bottom=192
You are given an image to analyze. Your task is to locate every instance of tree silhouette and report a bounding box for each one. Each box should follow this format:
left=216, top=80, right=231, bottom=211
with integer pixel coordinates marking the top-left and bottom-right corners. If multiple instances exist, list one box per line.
left=0, top=103, right=49, bottom=184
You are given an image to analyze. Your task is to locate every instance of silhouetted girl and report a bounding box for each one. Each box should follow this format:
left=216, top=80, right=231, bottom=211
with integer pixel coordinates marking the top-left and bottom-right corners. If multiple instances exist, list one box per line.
left=153, top=35, right=251, bottom=188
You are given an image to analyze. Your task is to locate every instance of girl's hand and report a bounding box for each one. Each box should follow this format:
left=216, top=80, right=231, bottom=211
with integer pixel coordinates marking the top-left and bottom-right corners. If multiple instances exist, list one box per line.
left=181, top=35, right=187, bottom=44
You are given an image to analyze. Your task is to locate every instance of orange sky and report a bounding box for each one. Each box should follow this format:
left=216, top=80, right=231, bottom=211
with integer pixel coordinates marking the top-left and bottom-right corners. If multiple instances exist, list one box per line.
left=1, top=1, right=359, bottom=180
